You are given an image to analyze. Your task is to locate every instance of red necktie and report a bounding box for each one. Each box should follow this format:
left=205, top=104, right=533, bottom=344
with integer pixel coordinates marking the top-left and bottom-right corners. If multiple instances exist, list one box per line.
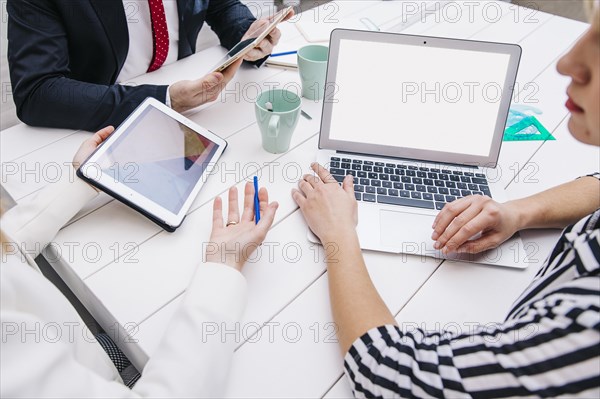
left=147, top=0, right=169, bottom=72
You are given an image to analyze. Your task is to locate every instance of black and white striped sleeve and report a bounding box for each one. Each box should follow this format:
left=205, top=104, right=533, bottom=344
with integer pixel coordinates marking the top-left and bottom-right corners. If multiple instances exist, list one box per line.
left=344, top=290, right=600, bottom=398
left=580, top=172, right=600, bottom=180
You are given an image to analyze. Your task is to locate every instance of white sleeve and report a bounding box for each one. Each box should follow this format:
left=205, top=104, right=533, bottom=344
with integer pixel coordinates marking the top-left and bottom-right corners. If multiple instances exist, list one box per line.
left=0, top=262, right=247, bottom=398
left=131, top=262, right=247, bottom=397
left=1, top=171, right=98, bottom=258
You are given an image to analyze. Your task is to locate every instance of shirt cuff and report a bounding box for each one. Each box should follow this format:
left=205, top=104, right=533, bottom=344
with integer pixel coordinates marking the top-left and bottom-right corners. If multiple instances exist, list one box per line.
left=344, top=326, right=387, bottom=367
left=165, top=85, right=172, bottom=108
left=583, top=173, right=600, bottom=181
left=343, top=325, right=399, bottom=398
left=183, top=262, right=247, bottom=321
left=1, top=168, right=99, bottom=257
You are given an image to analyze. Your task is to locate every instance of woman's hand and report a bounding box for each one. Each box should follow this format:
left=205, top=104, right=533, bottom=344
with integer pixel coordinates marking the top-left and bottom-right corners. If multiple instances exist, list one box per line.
left=292, top=163, right=358, bottom=243
left=431, top=195, right=522, bottom=254
left=205, top=182, right=279, bottom=271
left=72, top=126, right=115, bottom=170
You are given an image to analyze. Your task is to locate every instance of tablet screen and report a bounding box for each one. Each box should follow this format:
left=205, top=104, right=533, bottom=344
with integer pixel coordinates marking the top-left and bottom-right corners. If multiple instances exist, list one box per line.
left=213, top=37, right=256, bottom=71
left=94, top=105, right=219, bottom=213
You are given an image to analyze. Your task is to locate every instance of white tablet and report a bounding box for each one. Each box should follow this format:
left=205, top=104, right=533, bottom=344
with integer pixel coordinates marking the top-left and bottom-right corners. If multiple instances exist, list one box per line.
left=77, top=98, right=227, bottom=232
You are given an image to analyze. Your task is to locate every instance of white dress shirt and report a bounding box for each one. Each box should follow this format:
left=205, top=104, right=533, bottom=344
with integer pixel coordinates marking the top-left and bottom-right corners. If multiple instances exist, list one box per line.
left=117, top=0, right=180, bottom=84
left=1, top=173, right=248, bottom=397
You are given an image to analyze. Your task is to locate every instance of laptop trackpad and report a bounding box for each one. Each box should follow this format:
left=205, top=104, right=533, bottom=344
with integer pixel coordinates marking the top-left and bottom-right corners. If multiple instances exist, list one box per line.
left=379, top=209, right=529, bottom=268
left=380, top=209, right=437, bottom=254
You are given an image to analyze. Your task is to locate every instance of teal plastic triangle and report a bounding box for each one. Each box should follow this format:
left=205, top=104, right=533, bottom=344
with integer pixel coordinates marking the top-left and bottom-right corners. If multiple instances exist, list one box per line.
left=504, top=115, right=555, bottom=142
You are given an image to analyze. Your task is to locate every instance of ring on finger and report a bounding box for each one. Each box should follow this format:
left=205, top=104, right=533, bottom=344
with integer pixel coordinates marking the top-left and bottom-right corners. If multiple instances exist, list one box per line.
left=226, top=221, right=238, bottom=227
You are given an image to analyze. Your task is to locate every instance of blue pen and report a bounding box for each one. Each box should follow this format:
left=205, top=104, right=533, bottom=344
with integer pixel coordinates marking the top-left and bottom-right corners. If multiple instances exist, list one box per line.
left=270, top=51, right=297, bottom=57
left=253, top=176, right=261, bottom=224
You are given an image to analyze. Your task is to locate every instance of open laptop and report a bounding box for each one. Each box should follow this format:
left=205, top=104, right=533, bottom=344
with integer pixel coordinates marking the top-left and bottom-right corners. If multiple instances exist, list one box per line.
left=310, top=29, right=531, bottom=268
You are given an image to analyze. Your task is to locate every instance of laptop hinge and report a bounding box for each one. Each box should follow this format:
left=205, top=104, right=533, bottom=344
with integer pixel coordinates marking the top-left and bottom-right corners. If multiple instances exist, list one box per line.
left=335, top=150, right=479, bottom=169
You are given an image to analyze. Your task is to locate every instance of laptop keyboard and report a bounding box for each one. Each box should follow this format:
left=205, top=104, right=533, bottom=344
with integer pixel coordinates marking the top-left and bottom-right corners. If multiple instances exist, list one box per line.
left=329, top=157, right=492, bottom=210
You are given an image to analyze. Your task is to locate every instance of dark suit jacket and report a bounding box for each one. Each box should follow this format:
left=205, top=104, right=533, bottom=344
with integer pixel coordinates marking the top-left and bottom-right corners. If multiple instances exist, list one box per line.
left=7, top=0, right=256, bottom=131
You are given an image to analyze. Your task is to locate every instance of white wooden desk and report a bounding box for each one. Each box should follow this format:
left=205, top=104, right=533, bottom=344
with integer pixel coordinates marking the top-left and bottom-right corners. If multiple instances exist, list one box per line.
left=1, top=1, right=595, bottom=397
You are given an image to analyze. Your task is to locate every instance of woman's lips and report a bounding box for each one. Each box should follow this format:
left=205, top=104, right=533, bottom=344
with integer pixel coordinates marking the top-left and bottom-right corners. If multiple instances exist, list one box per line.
left=566, top=96, right=584, bottom=113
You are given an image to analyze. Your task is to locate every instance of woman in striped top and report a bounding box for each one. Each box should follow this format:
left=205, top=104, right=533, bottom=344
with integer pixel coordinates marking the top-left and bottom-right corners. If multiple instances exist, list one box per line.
left=292, top=2, right=600, bottom=397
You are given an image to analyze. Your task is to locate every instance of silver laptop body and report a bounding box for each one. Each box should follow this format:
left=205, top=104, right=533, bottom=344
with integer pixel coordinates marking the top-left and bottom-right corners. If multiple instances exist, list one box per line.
left=311, top=29, right=531, bottom=268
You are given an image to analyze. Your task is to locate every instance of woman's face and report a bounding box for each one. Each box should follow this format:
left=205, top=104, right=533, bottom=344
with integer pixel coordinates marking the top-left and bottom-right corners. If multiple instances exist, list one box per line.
left=557, top=21, right=600, bottom=146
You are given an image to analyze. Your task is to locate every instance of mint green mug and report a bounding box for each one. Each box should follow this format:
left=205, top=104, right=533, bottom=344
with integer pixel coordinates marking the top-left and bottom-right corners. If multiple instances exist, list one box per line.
left=297, top=45, right=329, bottom=101
left=255, top=89, right=302, bottom=154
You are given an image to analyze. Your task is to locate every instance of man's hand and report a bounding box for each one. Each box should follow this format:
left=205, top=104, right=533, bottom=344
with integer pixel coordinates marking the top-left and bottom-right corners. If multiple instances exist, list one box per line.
left=242, top=9, right=295, bottom=62
left=169, top=58, right=243, bottom=113
left=72, top=126, right=115, bottom=170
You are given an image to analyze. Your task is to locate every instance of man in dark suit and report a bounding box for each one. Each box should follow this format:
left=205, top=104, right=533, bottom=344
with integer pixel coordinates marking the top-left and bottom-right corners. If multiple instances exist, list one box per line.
left=7, top=0, right=289, bottom=131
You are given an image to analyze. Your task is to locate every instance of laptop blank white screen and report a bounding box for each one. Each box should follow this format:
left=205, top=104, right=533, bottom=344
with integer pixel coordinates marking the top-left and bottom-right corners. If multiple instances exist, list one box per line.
left=328, top=39, right=512, bottom=157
